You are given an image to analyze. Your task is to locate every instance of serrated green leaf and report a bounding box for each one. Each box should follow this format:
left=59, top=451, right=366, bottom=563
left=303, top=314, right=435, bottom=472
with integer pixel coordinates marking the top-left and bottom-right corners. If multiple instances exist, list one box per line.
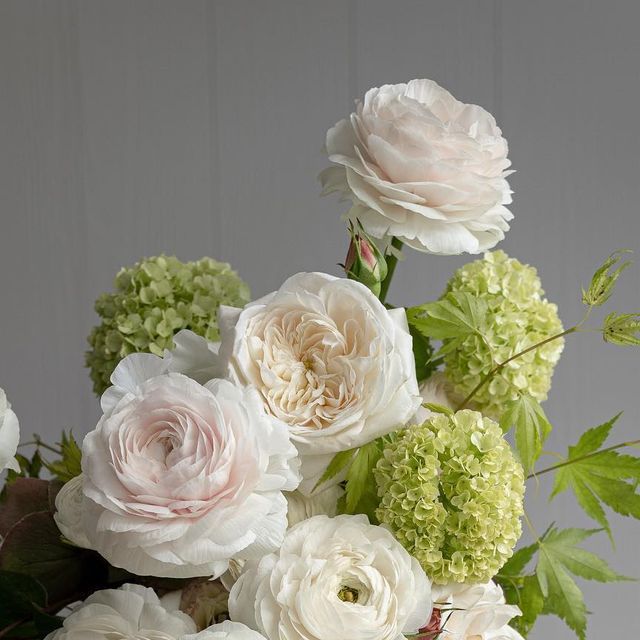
left=550, top=414, right=640, bottom=537
left=499, top=542, right=538, bottom=577
left=536, top=527, right=629, bottom=640
left=44, top=431, right=82, bottom=483
left=314, top=448, right=355, bottom=492
left=582, top=249, right=632, bottom=307
left=407, top=292, right=487, bottom=341
left=513, top=576, right=544, bottom=637
left=501, top=395, right=552, bottom=473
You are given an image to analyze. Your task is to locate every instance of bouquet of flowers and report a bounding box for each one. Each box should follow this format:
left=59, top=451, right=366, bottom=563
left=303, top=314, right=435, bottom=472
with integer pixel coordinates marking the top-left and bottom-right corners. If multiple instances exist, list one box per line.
left=1, top=79, right=639, bottom=640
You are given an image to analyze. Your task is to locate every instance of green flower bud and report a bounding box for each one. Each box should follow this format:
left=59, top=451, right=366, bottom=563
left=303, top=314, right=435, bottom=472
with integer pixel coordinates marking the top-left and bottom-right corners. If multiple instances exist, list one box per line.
left=582, top=249, right=632, bottom=307
left=86, top=255, right=250, bottom=395
left=375, top=410, right=525, bottom=585
left=343, top=222, right=388, bottom=297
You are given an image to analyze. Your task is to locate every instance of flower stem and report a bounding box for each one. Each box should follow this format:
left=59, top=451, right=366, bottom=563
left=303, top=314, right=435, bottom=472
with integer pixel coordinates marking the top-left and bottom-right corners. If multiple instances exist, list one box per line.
left=455, top=326, right=578, bottom=411
left=527, top=439, right=640, bottom=480
left=18, top=437, right=62, bottom=456
left=379, top=237, right=403, bottom=304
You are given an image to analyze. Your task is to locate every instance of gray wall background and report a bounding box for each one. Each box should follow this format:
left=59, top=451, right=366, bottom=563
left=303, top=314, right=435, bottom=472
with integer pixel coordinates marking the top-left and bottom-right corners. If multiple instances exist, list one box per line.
left=0, top=1, right=638, bottom=636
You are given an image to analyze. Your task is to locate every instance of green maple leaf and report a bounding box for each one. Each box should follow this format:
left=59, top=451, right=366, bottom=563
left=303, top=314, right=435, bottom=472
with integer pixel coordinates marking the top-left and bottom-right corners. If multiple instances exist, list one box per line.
left=536, top=527, right=630, bottom=639
left=551, top=414, right=640, bottom=537
left=500, top=395, right=553, bottom=474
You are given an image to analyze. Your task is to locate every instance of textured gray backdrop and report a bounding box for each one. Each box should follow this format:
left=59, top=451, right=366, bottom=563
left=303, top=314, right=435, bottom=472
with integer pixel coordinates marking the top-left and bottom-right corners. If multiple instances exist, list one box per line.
left=0, top=1, right=638, bottom=636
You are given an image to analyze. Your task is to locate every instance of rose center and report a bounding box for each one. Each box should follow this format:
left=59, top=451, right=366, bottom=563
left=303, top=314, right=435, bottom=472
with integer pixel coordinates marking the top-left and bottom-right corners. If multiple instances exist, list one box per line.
left=337, top=586, right=359, bottom=604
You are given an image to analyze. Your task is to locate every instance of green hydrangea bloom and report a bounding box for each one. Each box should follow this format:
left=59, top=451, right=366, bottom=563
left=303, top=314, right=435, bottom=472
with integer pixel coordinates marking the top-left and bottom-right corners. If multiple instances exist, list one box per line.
left=375, top=410, right=524, bottom=585
left=86, top=255, right=250, bottom=395
left=443, top=250, right=564, bottom=418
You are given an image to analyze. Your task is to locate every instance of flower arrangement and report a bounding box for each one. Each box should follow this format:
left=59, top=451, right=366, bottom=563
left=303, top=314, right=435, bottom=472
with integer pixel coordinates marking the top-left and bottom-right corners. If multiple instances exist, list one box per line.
left=1, top=78, right=639, bottom=640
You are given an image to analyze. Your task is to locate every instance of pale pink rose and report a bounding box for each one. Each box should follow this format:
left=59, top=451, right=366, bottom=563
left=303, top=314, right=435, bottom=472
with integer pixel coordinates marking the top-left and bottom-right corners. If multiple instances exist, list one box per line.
left=321, top=79, right=513, bottom=255
left=81, top=360, right=300, bottom=578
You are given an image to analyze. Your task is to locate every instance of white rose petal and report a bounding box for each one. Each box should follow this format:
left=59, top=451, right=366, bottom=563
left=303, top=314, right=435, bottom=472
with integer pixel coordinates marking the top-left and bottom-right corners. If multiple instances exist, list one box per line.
left=185, top=621, right=267, bottom=640
left=81, top=361, right=300, bottom=578
left=53, top=474, right=93, bottom=549
left=321, top=79, right=513, bottom=255
left=217, top=272, right=420, bottom=493
left=229, top=514, right=432, bottom=640
left=44, top=583, right=197, bottom=639
left=431, top=581, right=523, bottom=640
left=413, top=371, right=459, bottom=424
left=0, top=388, right=20, bottom=473
left=285, top=485, right=343, bottom=527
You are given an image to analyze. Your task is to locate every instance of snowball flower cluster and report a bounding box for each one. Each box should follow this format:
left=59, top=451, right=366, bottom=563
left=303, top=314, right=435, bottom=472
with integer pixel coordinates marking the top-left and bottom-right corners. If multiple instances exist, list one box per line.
left=442, top=250, right=564, bottom=417
left=0, top=388, right=19, bottom=473
left=86, top=255, right=250, bottom=394
left=44, top=584, right=265, bottom=640
left=375, top=410, right=524, bottom=584
left=217, top=272, right=420, bottom=493
left=321, top=79, right=513, bottom=255
left=229, top=514, right=432, bottom=640
left=79, top=356, right=300, bottom=578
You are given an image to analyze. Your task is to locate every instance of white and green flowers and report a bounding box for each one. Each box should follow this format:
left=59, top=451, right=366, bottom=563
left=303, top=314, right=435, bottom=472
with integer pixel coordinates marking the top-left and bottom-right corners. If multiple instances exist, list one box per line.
left=2, top=79, right=639, bottom=640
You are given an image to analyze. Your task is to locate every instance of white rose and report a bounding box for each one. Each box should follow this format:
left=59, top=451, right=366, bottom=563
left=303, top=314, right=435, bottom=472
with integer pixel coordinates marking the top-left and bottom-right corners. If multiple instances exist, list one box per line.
left=217, top=272, right=420, bottom=493
left=44, top=583, right=197, bottom=639
left=285, top=485, right=343, bottom=527
left=413, top=372, right=459, bottom=423
left=81, top=357, right=300, bottom=578
left=321, top=79, right=513, bottom=255
left=53, top=474, right=92, bottom=549
left=228, top=514, right=432, bottom=640
left=0, top=388, right=20, bottom=472
left=429, top=581, right=523, bottom=640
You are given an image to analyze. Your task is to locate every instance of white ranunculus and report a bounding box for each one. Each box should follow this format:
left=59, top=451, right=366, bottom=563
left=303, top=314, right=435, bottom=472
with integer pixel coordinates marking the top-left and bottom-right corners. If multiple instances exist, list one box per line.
left=285, top=485, right=343, bottom=527
left=53, top=474, right=92, bottom=549
left=0, top=388, right=20, bottom=472
left=321, top=79, right=513, bottom=255
left=229, top=514, right=432, bottom=640
left=413, top=371, right=459, bottom=424
left=217, top=272, right=420, bottom=493
left=81, top=357, right=300, bottom=578
left=429, top=581, right=523, bottom=640
left=43, top=583, right=197, bottom=639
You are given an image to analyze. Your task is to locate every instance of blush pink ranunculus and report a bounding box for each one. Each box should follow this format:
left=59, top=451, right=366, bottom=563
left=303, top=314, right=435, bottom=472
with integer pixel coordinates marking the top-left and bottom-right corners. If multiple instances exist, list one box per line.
left=81, top=359, right=300, bottom=578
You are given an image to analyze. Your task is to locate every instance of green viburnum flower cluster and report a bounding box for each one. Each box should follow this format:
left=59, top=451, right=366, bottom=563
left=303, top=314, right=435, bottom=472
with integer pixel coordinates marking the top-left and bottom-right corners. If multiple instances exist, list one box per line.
left=443, top=250, right=564, bottom=418
left=375, top=409, right=525, bottom=585
left=86, top=255, right=250, bottom=394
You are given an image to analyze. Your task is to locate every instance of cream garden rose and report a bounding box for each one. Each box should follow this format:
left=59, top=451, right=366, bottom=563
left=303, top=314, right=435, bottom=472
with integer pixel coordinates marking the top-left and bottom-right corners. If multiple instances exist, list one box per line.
left=80, top=356, right=300, bottom=578
left=216, top=272, right=420, bottom=493
left=0, top=388, right=19, bottom=472
left=229, top=514, right=432, bottom=640
left=321, top=79, right=513, bottom=255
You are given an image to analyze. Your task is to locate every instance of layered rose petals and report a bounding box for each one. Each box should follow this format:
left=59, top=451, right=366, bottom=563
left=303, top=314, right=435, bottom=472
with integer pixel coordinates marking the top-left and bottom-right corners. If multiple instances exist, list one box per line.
left=81, top=368, right=300, bottom=578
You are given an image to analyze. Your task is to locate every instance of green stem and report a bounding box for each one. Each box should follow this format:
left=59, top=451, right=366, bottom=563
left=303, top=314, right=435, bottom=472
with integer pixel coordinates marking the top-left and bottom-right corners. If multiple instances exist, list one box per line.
left=456, top=326, right=578, bottom=411
left=379, top=237, right=403, bottom=304
left=18, top=438, right=62, bottom=456
left=527, top=439, right=640, bottom=480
